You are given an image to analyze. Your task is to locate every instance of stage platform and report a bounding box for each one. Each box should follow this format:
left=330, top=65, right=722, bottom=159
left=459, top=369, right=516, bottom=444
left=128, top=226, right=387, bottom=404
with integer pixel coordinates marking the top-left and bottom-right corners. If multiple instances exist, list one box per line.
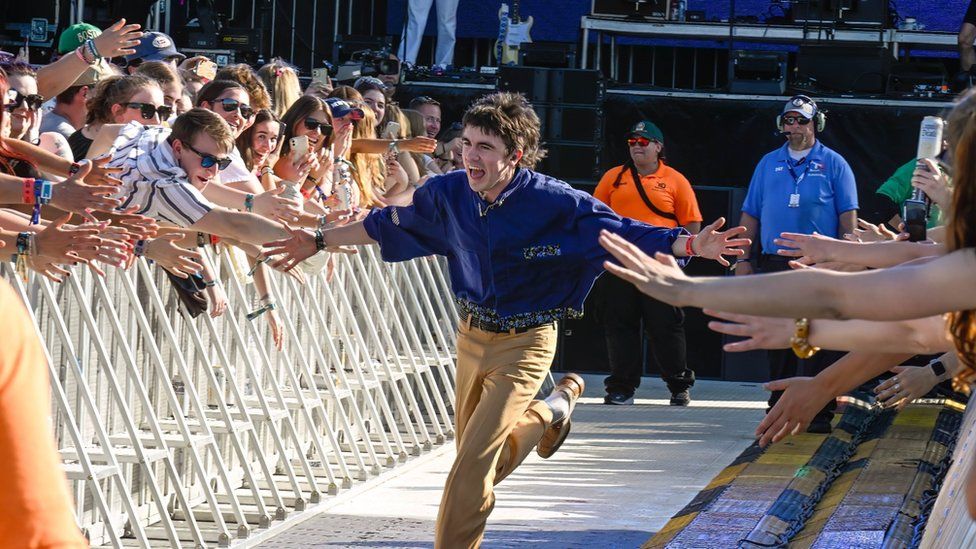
left=646, top=397, right=967, bottom=548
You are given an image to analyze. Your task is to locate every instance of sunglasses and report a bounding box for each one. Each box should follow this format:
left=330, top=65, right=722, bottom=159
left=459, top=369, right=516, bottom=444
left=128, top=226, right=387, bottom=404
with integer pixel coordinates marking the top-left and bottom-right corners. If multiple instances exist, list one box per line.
left=126, top=102, right=173, bottom=120
left=6, top=90, right=44, bottom=111
left=216, top=98, right=254, bottom=119
left=303, top=117, right=333, bottom=135
left=183, top=141, right=232, bottom=170
left=627, top=136, right=657, bottom=147
left=781, top=116, right=811, bottom=126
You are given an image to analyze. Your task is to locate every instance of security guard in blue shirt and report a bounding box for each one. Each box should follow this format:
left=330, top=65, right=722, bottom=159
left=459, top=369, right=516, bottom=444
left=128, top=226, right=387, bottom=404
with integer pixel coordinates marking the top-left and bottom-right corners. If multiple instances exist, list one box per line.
left=262, top=92, right=750, bottom=549
left=737, top=95, right=858, bottom=434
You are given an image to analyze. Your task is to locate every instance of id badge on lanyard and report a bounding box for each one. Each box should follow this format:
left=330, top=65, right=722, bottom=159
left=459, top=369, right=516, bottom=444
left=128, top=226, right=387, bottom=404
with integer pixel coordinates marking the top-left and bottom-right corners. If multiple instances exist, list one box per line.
left=787, top=160, right=810, bottom=208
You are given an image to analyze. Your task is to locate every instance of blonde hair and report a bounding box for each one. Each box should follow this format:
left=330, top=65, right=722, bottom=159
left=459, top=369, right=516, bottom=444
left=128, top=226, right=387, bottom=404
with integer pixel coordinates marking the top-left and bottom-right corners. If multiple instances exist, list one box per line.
left=349, top=101, right=384, bottom=206
left=258, top=59, right=302, bottom=119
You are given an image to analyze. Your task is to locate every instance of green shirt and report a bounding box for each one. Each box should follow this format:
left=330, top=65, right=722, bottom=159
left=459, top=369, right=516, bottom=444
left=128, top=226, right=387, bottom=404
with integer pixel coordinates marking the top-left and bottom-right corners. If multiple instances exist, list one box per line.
left=874, top=159, right=945, bottom=228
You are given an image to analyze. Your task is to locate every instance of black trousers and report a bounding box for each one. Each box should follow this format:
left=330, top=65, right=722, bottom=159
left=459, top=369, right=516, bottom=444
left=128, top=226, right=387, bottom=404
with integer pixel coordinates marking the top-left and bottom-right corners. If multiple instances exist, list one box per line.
left=595, top=274, right=695, bottom=397
left=758, top=255, right=840, bottom=420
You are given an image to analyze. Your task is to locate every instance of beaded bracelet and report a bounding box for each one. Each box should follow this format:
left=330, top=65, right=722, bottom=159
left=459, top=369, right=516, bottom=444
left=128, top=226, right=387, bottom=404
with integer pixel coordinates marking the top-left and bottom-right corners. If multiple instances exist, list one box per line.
left=133, top=239, right=147, bottom=257
left=14, top=232, right=33, bottom=282
left=244, top=193, right=255, bottom=212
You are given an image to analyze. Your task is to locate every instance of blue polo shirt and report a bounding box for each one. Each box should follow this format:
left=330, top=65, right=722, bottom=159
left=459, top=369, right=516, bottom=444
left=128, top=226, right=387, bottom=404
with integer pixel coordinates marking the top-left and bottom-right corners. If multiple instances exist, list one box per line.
left=742, top=141, right=858, bottom=254
left=363, top=169, right=685, bottom=330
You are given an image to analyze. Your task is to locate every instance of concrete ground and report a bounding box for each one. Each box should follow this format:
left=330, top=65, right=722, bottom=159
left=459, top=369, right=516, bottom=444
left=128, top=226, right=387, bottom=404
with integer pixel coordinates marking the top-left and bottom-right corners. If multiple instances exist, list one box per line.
left=257, top=375, right=767, bottom=549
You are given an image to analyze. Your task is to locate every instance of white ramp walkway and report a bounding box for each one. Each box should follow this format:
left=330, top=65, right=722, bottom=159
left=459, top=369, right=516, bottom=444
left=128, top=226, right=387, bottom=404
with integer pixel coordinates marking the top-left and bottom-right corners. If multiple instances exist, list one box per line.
left=258, top=377, right=767, bottom=548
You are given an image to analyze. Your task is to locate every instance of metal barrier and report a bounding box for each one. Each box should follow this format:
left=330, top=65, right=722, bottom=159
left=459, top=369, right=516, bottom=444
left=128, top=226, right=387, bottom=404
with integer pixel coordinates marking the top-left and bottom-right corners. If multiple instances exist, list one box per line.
left=2, top=245, right=457, bottom=547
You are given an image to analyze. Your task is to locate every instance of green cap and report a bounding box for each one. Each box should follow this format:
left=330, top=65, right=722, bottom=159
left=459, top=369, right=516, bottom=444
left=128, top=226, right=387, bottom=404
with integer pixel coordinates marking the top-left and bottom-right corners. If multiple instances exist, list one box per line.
left=58, top=23, right=102, bottom=54
left=628, top=120, right=664, bottom=142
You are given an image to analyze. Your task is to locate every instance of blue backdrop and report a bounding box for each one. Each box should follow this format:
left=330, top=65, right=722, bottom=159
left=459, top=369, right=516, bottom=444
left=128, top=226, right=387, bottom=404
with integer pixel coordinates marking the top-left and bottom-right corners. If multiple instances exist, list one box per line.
left=386, top=1, right=964, bottom=43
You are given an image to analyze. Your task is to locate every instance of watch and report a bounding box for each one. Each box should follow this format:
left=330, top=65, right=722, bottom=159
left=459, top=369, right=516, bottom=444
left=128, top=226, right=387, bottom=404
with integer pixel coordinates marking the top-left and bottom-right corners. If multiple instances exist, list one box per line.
left=930, top=359, right=947, bottom=380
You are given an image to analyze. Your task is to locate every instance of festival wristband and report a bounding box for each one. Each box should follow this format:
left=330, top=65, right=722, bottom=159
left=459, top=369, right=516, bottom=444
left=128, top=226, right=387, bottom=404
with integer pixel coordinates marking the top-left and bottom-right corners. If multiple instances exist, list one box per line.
left=685, top=235, right=698, bottom=257
left=314, top=229, right=327, bottom=252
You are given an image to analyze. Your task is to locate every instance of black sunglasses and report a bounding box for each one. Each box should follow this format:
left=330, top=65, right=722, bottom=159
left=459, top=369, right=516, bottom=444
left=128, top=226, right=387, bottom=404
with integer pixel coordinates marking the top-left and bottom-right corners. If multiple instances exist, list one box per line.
left=216, top=98, right=254, bottom=119
left=303, top=117, right=333, bottom=135
left=183, top=141, right=232, bottom=170
left=781, top=116, right=811, bottom=126
left=126, top=102, right=173, bottom=120
left=6, top=90, right=44, bottom=111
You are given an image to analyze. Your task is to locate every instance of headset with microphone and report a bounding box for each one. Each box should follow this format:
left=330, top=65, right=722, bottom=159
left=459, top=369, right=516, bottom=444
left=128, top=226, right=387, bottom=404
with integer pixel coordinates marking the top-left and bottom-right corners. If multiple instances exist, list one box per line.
left=775, top=95, right=827, bottom=133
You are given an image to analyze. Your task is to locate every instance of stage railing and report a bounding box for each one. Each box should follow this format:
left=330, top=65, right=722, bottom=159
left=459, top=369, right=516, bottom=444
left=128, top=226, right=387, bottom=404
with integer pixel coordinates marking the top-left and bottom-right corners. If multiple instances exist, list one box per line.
left=3, top=245, right=457, bottom=547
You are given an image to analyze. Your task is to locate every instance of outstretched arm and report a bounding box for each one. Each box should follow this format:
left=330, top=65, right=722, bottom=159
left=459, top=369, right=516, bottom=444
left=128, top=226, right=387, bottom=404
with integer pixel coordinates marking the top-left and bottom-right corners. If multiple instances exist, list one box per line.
left=599, top=229, right=976, bottom=321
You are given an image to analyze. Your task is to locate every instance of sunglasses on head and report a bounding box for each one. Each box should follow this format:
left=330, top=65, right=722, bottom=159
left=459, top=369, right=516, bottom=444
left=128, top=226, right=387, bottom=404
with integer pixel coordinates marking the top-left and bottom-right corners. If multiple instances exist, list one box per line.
left=183, top=141, right=232, bottom=170
left=5, top=90, right=44, bottom=112
left=781, top=116, right=811, bottom=126
left=303, top=117, right=333, bottom=135
left=126, top=102, right=173, bottom=120
left=216, top=98, right=254, bottom=118
left=627, top=136, right=656, bottom=147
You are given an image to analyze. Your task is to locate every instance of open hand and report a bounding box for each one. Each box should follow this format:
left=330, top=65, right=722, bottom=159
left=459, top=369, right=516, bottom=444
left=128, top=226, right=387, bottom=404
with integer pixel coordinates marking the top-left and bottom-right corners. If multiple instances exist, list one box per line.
left=756, top=376, right=835, bottom=447
left=692, top=217, right=750, bottom=266
left=704, top=309, right=793, bottom=352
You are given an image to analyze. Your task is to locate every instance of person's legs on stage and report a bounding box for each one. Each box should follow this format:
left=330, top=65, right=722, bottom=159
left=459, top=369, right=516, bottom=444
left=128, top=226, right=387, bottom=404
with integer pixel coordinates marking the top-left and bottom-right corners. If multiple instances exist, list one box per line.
left=436, top=320, right=582, bottom=549
left=398, top=0, right=436, bottom=65
left=601, top=274, right=644, bottom=405
left=433, top=0, right=460, bottom=67
left=642, top=295, right=694, bottom=406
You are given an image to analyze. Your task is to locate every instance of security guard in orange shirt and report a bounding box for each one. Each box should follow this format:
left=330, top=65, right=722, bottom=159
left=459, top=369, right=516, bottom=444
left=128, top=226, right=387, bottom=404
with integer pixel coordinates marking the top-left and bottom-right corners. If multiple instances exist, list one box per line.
left=593, top=120, right=702, bottom=405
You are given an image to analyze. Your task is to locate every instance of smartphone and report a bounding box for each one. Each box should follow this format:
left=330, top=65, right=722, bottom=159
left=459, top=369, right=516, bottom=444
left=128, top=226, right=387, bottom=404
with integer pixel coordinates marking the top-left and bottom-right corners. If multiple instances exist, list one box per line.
left=290, top=135, right=309, bottom=161
left=194, top=59, right=218, bottom=81
left=312, top=68, right=331, bottom=85
left=383, top=121, right=401, bottom=139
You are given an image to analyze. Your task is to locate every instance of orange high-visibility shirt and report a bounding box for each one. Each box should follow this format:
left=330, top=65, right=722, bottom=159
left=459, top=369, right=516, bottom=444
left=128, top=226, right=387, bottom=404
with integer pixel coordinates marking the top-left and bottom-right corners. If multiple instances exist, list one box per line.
left=594, top=161, right=702, bottom=229
left=0, top=280, right=86, bottom=548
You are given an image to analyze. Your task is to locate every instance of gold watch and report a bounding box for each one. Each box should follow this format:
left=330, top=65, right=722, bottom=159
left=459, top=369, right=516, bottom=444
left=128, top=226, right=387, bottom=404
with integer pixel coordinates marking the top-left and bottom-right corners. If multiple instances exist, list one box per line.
left=790, top=318, right=820, bottom=359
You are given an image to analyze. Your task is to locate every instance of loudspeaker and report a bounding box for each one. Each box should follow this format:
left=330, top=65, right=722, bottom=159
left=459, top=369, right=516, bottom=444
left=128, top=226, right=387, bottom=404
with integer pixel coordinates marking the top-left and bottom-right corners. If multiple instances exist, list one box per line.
left=886, top=61, right=948, bottom=95
left=536, top=105, right=604, bottom=141
left=498, top=67, right=603, bottom=105
left=591, top=0, right=671, bottom=18
left=729, top=50, right=787, bottom=95
left=796, top=44, right=891, bottom=94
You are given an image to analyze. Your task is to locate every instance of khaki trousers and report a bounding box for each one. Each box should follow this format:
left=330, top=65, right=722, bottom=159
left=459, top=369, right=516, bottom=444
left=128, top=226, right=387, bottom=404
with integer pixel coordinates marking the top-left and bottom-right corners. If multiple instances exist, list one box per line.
left=434, top=319, right=558, bottom=549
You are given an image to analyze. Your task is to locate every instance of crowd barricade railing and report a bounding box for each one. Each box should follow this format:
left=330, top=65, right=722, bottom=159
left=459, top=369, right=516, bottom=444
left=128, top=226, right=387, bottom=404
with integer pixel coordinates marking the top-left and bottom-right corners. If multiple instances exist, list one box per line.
left=2, top=244, right=457, bottom=547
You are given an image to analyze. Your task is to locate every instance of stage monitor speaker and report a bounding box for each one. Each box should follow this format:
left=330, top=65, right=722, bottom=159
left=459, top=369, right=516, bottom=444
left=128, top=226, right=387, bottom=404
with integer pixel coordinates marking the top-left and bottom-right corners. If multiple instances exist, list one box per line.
left=840, top=0, right=887, bottom=27
left=796, top=44, right=891, bottom=94
left=591, top=0, right=671, bottom=19
left=519, top=42, right=578, bottom=69
left=729, top=50, right=787, bottom=95
left=498, top=67, right=604, bottom=105
left=792, top=0, right=837, bottom=24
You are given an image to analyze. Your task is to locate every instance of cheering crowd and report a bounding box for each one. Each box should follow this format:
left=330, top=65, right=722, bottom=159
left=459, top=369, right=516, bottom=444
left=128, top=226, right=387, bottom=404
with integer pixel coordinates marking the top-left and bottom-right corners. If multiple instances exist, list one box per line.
left=1, top=16, right=974, bottom=549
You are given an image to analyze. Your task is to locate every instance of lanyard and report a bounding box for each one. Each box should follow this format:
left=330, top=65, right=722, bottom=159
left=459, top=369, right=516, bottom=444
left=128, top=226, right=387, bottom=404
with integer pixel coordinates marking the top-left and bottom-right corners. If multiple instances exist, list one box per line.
left=786, top=157, right=812, bottom=195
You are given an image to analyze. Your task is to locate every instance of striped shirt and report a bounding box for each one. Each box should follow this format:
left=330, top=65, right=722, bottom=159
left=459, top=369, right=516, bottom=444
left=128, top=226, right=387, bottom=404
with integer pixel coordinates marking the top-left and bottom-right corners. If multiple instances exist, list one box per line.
left=105, top=122, right=214, bottom=227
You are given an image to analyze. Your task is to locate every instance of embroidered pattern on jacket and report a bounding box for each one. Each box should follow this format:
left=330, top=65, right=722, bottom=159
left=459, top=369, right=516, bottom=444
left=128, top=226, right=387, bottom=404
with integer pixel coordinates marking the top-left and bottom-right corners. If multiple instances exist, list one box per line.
left=522, top=245, right=561, bottom=260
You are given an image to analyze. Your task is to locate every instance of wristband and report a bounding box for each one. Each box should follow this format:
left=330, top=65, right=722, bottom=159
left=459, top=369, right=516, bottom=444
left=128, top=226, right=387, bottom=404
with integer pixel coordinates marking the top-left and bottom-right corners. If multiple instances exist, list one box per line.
left=246, top=302, right=276, bottom=321
left=13, top=232, right=33, bottom=282
left=85, top=39, right=101, bottom=60
left=201, top=279, right=216, bottom=288
left=30, top=179, right=52, bottom=225
left=389, top=140, right=400, bottom=154
left=685, top=234, right=698, bottom=257
left=244, top=193, right=254, bottom=212
left=790, top=318, right=820, bottom=359
left=133, top=239, right=147, bottom=257
left=314, top=229, right=327, bottom=252
left=260, top=166, right=274, bottom=176
left=22, top=178, right=35, bottom=204
left=318, top=214, right=330, bottom=229
left=300, top=187, right=314, bottom=200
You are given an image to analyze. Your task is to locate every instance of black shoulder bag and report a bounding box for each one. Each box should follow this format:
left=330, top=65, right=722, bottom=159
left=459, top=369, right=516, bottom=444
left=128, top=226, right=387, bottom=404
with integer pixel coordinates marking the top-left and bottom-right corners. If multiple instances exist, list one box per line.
left=612, top=163, right=678, bottom=222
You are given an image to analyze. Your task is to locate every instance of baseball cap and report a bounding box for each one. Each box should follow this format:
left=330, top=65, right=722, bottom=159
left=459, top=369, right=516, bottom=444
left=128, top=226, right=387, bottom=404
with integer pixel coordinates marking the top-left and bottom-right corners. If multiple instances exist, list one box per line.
left=781, top=96, right=817, bottom=119
left=628, top=120, right=664, bottom=142
left=125, top=31, right=185, bottom=65
left=71, top=59, right=114, bottom=87
left=58, top=23, right=102, bottom=54
left=325, top=97, right=365, bottom=120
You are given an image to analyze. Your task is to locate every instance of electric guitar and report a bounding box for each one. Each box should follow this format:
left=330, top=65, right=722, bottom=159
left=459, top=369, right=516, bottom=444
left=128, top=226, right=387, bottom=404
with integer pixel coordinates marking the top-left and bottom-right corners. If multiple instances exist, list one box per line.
left=495, top=0, right=533, bottom=66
